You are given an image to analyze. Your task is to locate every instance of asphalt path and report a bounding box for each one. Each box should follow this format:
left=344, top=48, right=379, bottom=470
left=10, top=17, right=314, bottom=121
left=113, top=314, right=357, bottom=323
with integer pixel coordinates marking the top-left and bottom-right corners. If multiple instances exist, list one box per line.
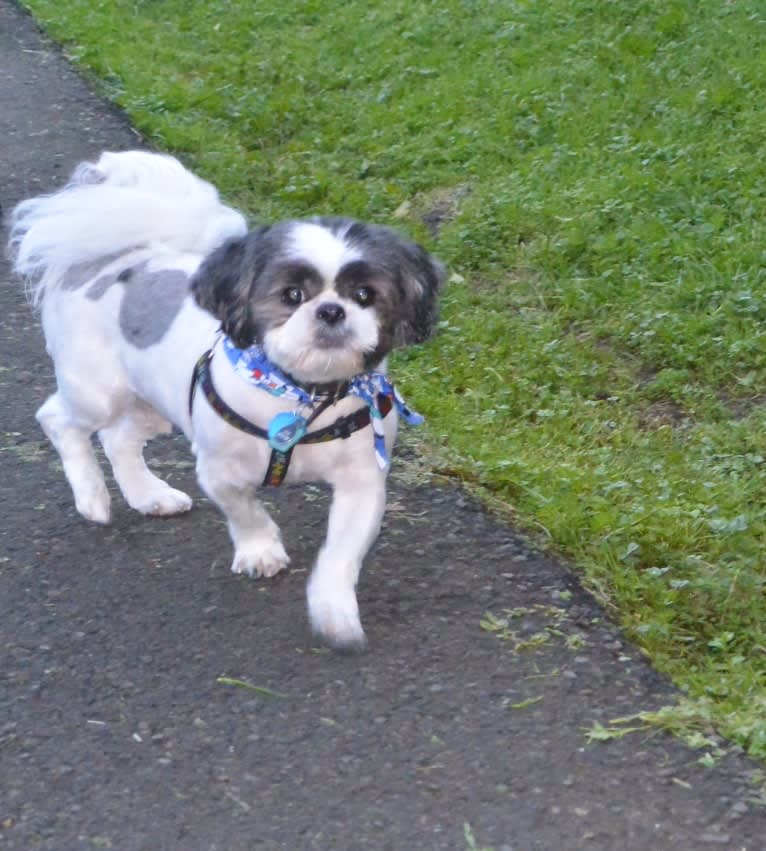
left=1, top=3, right=764, bottom=849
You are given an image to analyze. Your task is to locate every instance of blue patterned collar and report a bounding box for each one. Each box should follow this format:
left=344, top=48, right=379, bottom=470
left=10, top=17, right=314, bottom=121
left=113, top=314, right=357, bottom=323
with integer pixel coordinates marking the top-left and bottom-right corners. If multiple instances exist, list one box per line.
left=221, top=337, right=423, bottom=469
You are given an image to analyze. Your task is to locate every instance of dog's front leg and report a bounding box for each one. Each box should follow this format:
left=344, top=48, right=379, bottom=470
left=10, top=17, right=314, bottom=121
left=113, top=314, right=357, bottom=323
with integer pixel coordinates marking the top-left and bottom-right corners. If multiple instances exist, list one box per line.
left=197, top=459, right=289, bottom=578
left=307, top=470, right=387, bottom=650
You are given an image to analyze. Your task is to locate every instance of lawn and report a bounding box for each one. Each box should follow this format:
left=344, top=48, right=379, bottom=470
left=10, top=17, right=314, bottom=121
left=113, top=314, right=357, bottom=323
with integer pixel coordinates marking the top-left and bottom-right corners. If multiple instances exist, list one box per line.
left=20, top=0, right=766, bottom=758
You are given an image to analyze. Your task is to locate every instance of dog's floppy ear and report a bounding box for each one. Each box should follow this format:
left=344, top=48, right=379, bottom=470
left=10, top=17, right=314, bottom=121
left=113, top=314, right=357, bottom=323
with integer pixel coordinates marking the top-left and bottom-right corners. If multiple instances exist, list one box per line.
left=393, top=239, right=445, bottom=346
left=191, top=226, right=270, bottom=348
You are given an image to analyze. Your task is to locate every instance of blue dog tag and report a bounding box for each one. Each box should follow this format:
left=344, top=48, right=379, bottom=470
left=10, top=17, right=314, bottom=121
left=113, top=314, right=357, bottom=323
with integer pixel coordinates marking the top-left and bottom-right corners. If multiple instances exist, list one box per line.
left=268, top=412, right=308, bottom=452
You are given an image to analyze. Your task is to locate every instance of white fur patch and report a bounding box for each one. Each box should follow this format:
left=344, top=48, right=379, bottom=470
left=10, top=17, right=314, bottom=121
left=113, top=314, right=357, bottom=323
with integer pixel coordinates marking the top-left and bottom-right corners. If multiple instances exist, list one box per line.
left=287, top=222, right=360, bottom=286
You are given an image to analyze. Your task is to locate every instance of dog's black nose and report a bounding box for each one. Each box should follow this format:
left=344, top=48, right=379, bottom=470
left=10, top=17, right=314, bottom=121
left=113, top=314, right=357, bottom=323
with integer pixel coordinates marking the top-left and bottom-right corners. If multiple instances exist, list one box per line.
left=316, top=302, right=346, bottom=326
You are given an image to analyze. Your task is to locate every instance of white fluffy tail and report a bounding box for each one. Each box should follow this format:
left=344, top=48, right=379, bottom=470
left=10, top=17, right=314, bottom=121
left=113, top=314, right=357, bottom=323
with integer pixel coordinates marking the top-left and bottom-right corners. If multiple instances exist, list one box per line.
left=8, top=150, right=248, bottom=305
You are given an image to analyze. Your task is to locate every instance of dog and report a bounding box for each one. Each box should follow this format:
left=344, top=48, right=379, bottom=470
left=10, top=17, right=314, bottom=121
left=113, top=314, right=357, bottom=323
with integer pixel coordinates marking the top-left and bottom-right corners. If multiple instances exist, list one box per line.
left=8, top=150, right=443, bottom=649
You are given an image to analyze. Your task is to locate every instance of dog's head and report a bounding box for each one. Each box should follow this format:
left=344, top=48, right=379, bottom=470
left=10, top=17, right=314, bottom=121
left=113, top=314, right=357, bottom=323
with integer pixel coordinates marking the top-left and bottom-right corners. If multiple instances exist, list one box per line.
left=191, top=218, right=444, bottom=384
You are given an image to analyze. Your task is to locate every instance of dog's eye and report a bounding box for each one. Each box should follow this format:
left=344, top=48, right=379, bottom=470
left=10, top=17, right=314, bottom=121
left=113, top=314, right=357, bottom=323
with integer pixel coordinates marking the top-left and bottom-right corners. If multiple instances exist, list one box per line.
left=352, top=286, right=375, bottom=307
left=283, top=287, right=305, bottom=306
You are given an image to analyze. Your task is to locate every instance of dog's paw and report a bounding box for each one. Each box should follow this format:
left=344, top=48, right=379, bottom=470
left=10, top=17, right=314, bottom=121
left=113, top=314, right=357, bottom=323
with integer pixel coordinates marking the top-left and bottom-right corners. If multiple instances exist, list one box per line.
left=231, top=538, right=290, bottom=579
left=132, top=486, right=193, bottom=517
left=307, top=582, right=367, bottom=651
left=74, top=481, right=112, bottom=525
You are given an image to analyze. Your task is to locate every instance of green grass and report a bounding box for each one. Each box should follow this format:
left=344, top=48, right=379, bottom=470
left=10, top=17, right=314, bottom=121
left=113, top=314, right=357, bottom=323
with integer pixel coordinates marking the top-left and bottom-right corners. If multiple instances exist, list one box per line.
left=20, top=0, right=766, bottom=757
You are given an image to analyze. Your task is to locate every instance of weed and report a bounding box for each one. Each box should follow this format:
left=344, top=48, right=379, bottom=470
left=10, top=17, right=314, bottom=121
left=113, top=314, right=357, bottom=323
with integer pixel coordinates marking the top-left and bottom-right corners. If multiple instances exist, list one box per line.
left=463, top=823, right=495, bottom=851
left=215, top=677, right=287, bottom=700
left=481, top=605, right=585, bottom=654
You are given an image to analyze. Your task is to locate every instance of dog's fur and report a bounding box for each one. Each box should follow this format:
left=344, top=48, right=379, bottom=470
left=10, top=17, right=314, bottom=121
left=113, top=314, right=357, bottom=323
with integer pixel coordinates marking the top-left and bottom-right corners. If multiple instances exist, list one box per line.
left=9, top=150, right=443, bottom=648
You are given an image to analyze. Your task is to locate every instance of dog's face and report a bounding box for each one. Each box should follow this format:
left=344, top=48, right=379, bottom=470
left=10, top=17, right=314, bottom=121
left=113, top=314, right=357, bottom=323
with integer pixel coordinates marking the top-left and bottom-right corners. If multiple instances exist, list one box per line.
left=191, top=218, right=444, bottom=383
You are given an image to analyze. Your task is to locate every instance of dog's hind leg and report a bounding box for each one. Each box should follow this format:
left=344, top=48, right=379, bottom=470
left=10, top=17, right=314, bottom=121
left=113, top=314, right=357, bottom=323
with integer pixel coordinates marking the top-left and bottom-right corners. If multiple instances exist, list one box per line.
left=36, top=392, right=112, bottom=524
left=99, top=403, right=193, bottom=517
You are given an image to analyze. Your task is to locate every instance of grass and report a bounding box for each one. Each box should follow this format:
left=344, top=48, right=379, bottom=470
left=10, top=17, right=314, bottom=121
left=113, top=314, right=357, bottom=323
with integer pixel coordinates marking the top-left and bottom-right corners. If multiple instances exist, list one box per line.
left=464, top=822, right=495, bottom=851
left=19, top=0, right=766, bottom=758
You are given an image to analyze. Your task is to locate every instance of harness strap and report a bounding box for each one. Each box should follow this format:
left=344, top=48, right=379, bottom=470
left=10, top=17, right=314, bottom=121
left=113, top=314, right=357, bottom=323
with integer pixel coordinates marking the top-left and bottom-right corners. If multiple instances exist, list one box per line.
left=190, top=349, right=269, bottom=440
left=189, top=349, right=392, bottom=487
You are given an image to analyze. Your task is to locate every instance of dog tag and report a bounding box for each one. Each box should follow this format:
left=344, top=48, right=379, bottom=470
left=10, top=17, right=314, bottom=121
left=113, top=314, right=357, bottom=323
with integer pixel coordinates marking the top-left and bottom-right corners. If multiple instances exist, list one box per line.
left=268, top=412, right=308, bottom=452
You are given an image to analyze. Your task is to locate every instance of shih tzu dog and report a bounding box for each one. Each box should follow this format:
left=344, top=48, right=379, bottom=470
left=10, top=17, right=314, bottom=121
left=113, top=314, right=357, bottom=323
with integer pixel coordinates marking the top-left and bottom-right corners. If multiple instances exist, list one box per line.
left=9, top=150, right=443, bottom=649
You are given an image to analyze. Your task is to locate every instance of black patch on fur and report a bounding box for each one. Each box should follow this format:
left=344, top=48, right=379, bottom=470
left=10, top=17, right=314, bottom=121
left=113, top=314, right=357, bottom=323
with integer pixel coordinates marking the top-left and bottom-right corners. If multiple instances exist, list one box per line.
left=281, top=261, right=323, bottom=290
left=59, top=251, right=132, bottom=291
left=335, top=260, right=376, bottom=289
left=118, top=267, right=190, bottom=348
left=82, top=260, right=191, bottom=348
left=190, top=225, right=272, bottom=347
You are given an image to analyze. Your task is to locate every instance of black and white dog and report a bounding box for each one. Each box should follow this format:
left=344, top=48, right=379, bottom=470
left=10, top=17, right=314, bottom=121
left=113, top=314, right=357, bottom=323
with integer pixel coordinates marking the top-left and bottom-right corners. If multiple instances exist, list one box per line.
left=9, top=150, right=443, bottom=648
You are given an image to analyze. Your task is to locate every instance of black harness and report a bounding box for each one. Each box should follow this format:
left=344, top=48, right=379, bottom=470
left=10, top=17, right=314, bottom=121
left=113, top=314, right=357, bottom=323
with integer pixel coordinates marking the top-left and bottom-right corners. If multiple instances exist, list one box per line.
left=188, top=349, right=392, bottom=486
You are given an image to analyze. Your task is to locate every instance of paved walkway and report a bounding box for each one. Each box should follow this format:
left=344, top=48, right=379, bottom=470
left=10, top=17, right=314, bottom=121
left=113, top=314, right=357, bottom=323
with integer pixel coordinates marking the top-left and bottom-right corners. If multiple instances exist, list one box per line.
left=1, top=3, right=764, bottom=849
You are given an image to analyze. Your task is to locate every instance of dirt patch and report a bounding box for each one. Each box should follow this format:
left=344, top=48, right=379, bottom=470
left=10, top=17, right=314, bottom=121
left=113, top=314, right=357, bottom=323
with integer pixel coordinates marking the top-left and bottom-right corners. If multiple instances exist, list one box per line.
left=636, top=398, right=690, bottom=430
left=717, top=390, right=766, bottom=421
left=396, top=184, right=472, bottom=239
